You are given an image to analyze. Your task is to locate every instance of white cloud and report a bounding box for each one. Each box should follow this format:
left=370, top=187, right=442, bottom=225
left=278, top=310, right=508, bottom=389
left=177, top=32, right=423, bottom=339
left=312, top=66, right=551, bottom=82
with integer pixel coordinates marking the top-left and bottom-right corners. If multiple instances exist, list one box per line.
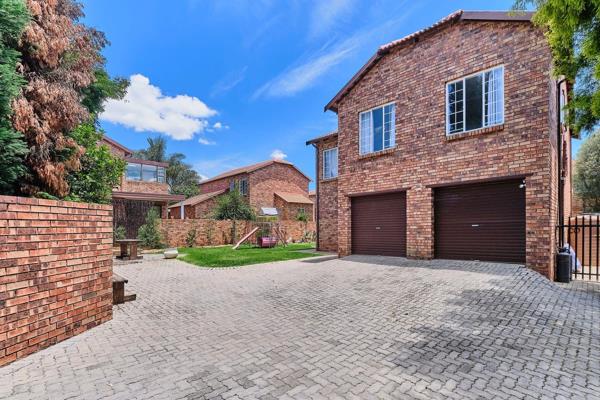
left=198, top=137, right=216, bottom=145
left=211, top=66, right=248, bottom=97
left=100, top=74, right=217, bottom=140
left=270, top=149, right=287, bottom=160
left=253, top=7, right=418, bottom=100
left=213, top=122, right=229, bottom=130
left=309, top=0, right=355, bottom=39
left=253, top=39, right=357, bottom=99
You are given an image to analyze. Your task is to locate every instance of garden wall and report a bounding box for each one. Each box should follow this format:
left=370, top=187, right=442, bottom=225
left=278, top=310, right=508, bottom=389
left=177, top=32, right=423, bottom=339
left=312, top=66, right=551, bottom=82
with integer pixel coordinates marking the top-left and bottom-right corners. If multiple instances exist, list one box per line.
left=0, top=195, right=113, bottom=366
left=160, top=219, right=316, bottom=247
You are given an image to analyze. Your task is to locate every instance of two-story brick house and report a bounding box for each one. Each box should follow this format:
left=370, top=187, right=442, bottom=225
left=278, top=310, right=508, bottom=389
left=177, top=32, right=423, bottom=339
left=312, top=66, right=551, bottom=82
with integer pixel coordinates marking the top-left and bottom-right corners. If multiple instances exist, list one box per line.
left=307, top=10, right=572, bottom=279
left=100, top=136, right=184, bottom=237
left=168, top=159, right=313, bottom=220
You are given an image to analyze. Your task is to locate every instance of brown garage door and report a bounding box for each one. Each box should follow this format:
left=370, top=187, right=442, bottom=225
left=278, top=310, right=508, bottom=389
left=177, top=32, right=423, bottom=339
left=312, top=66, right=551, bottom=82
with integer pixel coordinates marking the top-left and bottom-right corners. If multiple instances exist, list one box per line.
left=351, top=192, right=406, bottom=257
left=434, top=179, right=525, bottom=263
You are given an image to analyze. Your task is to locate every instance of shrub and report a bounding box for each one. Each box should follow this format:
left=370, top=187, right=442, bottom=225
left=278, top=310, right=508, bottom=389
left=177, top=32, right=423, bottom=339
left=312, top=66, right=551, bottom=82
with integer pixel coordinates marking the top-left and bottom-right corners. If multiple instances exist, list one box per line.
left=114, top=225, right=126, bottom=242
left=185, top=228, right=197, bottom=248
left=138, top=208, right=163, bottom=248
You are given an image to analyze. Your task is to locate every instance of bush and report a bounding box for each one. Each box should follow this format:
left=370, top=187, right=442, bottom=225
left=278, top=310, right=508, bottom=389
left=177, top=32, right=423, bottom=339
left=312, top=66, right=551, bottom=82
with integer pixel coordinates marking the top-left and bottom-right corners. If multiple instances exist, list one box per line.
left=114, top=225, right=126, bottom=242
left=185, top=228, right=197, bottom=248
left=138, top=208, right=163, bottom=248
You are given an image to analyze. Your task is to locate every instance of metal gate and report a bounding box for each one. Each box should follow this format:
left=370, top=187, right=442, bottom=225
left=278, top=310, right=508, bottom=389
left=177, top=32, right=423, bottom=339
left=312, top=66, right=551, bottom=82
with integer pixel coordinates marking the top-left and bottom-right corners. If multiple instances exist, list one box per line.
left=557, top=215, right=600, bottom=280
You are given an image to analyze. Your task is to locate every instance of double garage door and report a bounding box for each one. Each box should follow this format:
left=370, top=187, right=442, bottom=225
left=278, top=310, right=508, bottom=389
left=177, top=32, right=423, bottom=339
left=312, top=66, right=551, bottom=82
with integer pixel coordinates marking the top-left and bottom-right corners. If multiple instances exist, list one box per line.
left=350, top=179, right=525, bottom=263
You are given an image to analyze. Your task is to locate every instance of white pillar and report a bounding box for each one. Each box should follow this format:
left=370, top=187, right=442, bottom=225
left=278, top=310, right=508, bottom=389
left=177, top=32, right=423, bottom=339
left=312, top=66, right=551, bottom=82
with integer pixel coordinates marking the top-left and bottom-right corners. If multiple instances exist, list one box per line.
left=180, top=205, right=185, bottom=219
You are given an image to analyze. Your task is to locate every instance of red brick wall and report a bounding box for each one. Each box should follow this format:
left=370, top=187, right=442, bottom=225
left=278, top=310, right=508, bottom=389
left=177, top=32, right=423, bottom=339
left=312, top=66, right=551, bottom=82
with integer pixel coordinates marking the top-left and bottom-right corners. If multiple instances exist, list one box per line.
left=315, top=137, right=339, bottom=252
left=0, top=196, right=113, bottom=366
left=273, top=196, right=314, bottom=221
left=249, top=163, right=310, bottom=211
left=332, top=20, right=557, bottom=277
left=200, top=177, right=235, bottom=194
left=160, top=219, right=315, bottom=247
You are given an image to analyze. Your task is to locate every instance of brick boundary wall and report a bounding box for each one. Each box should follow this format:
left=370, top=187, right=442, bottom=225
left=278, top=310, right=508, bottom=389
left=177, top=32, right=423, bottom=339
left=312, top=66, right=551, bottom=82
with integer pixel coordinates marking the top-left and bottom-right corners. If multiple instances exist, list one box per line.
left=0, top=195, right=113, bottom=367
left=160, top=219, right=316, bottom=248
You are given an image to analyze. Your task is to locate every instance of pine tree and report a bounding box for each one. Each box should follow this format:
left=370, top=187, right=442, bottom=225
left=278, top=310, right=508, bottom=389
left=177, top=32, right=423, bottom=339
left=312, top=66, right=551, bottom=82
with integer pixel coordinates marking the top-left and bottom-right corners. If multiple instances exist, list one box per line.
left=0, top=0, right=29, bottom=194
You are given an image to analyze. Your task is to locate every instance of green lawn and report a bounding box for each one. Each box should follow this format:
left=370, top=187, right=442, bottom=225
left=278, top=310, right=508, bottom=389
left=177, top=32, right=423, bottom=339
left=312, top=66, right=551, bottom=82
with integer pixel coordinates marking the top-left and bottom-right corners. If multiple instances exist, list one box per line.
left=178, top=243, right=320, bottom=268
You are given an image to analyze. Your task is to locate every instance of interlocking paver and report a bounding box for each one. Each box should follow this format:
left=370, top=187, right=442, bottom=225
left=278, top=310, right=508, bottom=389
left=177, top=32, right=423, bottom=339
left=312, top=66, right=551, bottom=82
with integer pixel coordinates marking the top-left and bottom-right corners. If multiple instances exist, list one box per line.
left=0, top=254, right=599, bottom=399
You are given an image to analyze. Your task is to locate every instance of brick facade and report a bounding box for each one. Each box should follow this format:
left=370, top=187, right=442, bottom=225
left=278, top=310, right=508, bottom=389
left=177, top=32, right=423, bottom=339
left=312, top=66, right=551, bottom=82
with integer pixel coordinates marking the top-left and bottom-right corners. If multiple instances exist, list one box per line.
left=311, top=15, right=572, bottom=279
left=198, top=161, right=313, bottom=220
left=0, top=196, right=113, bottom=366
left=313, top=136, right=339, bottom=252
left=160, top=219, right=316, bottom=247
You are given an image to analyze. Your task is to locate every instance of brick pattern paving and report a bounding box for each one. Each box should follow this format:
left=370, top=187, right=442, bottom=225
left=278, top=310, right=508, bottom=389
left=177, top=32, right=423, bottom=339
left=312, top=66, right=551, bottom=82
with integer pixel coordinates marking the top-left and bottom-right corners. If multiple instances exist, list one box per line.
left=1, top=255, right=599, bottom=399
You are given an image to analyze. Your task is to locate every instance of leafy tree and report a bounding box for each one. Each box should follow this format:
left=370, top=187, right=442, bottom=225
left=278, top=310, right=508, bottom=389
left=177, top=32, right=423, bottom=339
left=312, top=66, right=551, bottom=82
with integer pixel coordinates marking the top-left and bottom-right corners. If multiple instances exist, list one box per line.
left=167, top=153, right=200, bottom=198
left=0, top=0, right=29, bottom=194
left=135, top=136, right=200, bottom=197
left=513, top=0, right=600, bottom=135
left=11, top=0, right=108, bottom=197
left=81, top=69, right=128, bottom=115
left=213, top=190, right=255, bottom=243
left=66, top=123, right=126, bottom=204
left=134, top=136, right=168, bottom=162
left=185, top=228, right=197, bottom=248
left=574, top=131, right=600, bottom=212
left=138, top=208, right=163, bottom=248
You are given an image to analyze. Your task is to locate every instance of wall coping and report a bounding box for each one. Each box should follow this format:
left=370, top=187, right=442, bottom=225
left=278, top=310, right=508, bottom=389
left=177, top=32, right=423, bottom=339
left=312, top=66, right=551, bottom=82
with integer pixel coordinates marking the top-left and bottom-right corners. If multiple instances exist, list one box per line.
left=0, top=195, right=113, bottom=210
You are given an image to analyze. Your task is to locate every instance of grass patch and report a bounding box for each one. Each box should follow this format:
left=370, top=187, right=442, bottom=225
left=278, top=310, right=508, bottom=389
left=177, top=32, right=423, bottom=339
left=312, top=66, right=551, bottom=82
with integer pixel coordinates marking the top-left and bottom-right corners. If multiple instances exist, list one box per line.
left=178, top=243, right=320, bottom=268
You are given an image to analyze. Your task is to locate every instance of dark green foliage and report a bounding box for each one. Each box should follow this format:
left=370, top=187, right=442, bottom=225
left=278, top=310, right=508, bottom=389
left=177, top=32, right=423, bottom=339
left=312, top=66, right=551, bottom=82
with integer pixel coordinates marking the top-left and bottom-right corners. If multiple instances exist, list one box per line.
left=66, top=123, right=126, bottom=204
left=138, top=208, right=163, bottom=248
left=213, top=190, right=255, bottom=243
left=0, top=0, right=29, bottom=194
left=295, top=209, right=309, bottom=223
left=135, top=136, right=200, bottom=197
left=185, top=228, right=197, bottom=248
left=513, top=0, right=600, bottom=135
left=81, top=69, right=128, bottom=115
left=574, top=131, right=600, bottom=211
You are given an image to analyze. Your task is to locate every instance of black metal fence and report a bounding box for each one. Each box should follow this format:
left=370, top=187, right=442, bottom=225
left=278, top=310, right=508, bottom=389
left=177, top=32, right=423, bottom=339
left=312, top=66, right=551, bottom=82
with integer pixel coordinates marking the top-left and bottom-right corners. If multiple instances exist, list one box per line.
left=556, top=215, right=600, bottom=280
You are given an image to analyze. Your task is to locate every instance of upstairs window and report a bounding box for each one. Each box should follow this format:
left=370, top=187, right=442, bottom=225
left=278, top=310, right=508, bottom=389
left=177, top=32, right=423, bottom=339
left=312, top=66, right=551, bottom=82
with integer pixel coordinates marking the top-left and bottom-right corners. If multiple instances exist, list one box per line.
left=126, top=163, right=141, bottom=181
left=126, top=163, right=166, bottom=183
left=230, top=178, right=249, bottom=195
left=446, top=66, right=504, bottom=135
left=323, top=147, right=338, bottom=179
left=359, top=103, right=395, bottom=155
left=239, top=178, right=248, bottom=195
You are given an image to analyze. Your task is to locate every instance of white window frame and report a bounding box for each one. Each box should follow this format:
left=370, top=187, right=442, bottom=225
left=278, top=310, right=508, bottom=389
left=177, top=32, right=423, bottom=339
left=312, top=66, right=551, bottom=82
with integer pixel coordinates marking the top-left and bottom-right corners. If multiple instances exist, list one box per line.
left=323, top=147, right=338, bottom=180
left=359, top=102, right=396, bottom=155
left=445, top=65, right=504, bottom=136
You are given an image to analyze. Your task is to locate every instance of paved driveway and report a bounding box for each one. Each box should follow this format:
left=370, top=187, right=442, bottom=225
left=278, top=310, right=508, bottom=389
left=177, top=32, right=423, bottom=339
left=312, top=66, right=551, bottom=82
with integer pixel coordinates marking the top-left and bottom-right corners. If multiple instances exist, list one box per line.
left=1, top=255, right=599, bottom=400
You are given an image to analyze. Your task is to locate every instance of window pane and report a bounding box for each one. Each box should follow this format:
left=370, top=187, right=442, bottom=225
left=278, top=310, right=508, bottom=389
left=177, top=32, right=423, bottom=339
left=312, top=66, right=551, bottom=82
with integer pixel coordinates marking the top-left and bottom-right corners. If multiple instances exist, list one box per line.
left=484, top=67, right=504, bottom=126
left=372, top=107, right=383, bottom=152
left=126, top=163, right=141, bottom=180
left=447, top=81, right=464, bottom=133
left=142, top=164, right=157, bottom=182
left=359, top=112, right=372, bottom=155
left=157, top=167, right=166, bottom=183
left=323, top=148, right=338, bottom=179
left=384, top=104, right=395, bottom=148
left=465, top=75, right=483, bottom=131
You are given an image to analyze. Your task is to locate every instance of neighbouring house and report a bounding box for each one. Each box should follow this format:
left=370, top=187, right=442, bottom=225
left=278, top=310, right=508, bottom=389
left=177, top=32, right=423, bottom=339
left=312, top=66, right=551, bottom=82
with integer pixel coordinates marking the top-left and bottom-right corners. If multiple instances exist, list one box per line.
left=308, top=190, right=316, bottom=220
left=307, top=10, right=573, bottom=279
left=101, top=136, right=184, bottom=237
left=169, top=159, right=313, bottom=220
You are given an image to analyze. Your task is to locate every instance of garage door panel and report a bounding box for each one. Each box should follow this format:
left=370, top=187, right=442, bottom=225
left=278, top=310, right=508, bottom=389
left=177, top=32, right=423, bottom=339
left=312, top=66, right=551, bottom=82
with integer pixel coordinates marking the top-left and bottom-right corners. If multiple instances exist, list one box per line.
left=351, top=192, right=406, bottom=257
left=435, top=180, right=525, bottom=263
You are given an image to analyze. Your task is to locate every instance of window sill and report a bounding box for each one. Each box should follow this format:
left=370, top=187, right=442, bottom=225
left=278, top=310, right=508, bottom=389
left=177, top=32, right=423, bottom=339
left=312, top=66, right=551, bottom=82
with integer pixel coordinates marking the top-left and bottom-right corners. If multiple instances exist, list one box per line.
left=358, top=147, right=397, bottom=160
left=321, top=177, right=338, bottom=183
left=445, top=124, right=504, bottom=141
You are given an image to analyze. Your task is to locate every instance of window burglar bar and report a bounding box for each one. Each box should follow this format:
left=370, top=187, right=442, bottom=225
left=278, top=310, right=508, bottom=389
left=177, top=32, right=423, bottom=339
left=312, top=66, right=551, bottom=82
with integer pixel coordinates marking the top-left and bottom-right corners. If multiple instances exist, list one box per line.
left=556, top=215, right=600, bottom=280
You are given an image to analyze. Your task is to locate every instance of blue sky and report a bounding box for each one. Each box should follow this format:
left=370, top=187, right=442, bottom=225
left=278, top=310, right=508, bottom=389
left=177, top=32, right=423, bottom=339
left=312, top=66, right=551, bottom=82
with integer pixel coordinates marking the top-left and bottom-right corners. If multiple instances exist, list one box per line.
left=81, top=0, right=581, bottom=189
